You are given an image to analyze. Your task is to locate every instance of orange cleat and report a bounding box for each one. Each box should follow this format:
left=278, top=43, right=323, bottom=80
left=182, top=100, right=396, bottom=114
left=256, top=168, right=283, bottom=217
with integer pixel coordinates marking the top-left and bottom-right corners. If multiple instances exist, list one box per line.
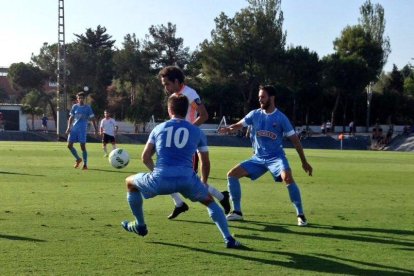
left=74, top=158, right=83, bottom=168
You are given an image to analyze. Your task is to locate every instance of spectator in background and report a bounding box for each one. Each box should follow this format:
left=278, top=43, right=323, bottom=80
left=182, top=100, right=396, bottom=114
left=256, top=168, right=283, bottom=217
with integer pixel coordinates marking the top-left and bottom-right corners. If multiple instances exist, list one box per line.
left=403, top=125, right=410, bottom=136
left=320, top=122, right=326, bottom=135
left=348, top=121, right=355, bottom=136
left=326, top=121, right=332, bottom=133
left=385, top=125, right=393, bottom=145
left=41, top=114, right=48, bottom=133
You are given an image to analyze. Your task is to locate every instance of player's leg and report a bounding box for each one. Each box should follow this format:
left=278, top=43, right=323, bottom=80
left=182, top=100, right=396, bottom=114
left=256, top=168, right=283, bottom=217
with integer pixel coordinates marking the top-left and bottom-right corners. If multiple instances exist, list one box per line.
left=67, top=134, right=82, bottom=168
left=102, top=134, right=108, bottom=157
left=206, top=184, right=230, bottom=214
left=121, top=174, right=148, bottom=236
left=281, top=170, right=307, bottom=226
left=226, top=158, right=266, bottom=220
left=79, top=130, right=88, bottom=169
left=80, top=143, right=88, bottom=169
left=188, top=176, right=241, bottom=248
left=111, top=135, right=117, bottom=150
left=226, top=165, right=248, bottom=220
left=167, top=193, right=189, bottom=219
left=202, top=198, right=242, bottom=248
left=269, top=156, right=307, bottom=226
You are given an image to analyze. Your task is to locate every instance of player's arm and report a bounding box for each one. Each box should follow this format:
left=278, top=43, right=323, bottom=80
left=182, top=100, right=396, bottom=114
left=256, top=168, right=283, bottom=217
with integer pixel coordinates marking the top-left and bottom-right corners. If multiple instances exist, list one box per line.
left=114, top=123, right=119, bottom=135
left=192, top=103, right=208, bottom=126
left=91, top=117, right=98, bottom=135
left=218, top=120, right=244, bottom=135
left=99, top=120, right=104, bottom=135
left=198, top=151, right=210, bottom=183
left=141, top=142, right=155, bottom=171
left=288, top=134, right=313, bottom=176
left=65, top=115, right=74, bottom=134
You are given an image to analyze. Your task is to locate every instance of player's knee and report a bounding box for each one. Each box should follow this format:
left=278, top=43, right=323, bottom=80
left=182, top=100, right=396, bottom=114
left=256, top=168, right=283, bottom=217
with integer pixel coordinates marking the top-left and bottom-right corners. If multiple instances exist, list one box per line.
left=125, top=177, right=136, bottom=191
left=283, top=173, right=294, bottom=184
left=200, top=195, right=214, bottom=206
left=227, top=169, right=238, bottom=178
left=280, top=170, right=294, bottom=185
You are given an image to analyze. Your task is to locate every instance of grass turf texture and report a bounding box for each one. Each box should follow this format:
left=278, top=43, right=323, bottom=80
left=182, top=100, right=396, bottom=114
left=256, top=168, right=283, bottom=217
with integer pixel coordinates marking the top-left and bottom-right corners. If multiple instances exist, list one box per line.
left=0, top=141, right=413, bottom=275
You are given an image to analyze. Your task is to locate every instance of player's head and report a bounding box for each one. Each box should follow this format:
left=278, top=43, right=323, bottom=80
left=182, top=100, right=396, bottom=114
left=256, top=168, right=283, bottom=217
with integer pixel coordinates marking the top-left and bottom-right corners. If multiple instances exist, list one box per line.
left=168, top=94, right=188, bottom=119
left=159, top=66, right=185, bottom=95
left=76, top=92, right=86, bottom=105
left=104, top=110, right=110, bottom=118
left=258, top=85, right=276, bottom=110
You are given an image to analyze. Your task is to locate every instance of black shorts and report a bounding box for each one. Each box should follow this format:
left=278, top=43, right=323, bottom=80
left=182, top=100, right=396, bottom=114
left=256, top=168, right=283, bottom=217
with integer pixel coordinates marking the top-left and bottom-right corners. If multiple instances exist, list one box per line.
left=102, top=133, right=116, bottom=144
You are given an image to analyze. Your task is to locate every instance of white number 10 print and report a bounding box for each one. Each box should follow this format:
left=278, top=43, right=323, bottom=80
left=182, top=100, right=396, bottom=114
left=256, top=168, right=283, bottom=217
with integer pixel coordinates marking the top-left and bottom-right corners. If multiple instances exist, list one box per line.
left=165, top=126, right=189, bottom=148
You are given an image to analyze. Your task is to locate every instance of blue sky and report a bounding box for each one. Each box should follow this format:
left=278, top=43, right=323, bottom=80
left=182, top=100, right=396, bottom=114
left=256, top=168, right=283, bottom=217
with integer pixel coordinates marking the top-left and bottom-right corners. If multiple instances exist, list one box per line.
left=0, top=0, right=412, bottom=72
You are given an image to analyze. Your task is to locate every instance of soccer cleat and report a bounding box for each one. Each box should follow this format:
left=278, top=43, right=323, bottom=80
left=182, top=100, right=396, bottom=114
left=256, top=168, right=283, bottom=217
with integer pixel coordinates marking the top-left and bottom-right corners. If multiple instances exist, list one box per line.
left=82, top=165, right=88, bottom=170
left=297, top=214, right=308, bottom=226
left=226, top=210, right=243, bottom=221
left=167, top=202, right=189, bottom=219
left=74, top=158, right=82, bottom=168
left=121, top=220, right=148, bottom=236
left=219, top=191, right=231, bottom=214
left=226, top=236, right=242, bottom=249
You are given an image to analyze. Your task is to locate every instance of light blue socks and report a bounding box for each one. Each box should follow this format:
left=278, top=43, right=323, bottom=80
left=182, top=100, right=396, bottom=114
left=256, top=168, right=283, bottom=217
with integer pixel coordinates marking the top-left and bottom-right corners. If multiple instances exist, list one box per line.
left=228, top=176, right=242, bottom=212
left=287, top=183, right=304, bottom=215
left=127, top=191, right=145, bottom=226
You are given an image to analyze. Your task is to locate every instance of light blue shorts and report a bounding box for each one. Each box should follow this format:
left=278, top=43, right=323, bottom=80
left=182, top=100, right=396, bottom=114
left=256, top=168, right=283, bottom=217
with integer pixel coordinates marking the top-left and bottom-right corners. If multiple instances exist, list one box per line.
left=240, top=155, right=290, bottom=182
left=68, top=128, right=87, bottom=143
left=132, top=172, right=210, bottom=201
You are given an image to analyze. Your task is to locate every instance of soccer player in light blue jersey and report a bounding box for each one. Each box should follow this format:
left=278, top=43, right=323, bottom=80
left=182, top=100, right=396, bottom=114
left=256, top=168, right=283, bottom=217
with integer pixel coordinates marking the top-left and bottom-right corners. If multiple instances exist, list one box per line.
left=219, top=85, right=313, bottom=226
left=65, top=92, right=98, bottom=170
left=121, top=94, right=241, bottom=248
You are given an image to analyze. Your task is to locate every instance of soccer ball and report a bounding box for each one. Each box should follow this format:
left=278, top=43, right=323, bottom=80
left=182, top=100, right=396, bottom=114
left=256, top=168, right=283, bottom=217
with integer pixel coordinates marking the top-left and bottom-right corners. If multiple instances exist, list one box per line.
left=108, top=148, right=130, bottom=169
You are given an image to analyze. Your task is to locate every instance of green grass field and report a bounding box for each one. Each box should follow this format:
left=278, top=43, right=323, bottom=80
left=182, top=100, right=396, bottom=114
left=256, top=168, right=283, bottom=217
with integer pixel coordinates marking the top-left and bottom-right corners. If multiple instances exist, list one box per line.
left=1, top=141, right=413, bottom=275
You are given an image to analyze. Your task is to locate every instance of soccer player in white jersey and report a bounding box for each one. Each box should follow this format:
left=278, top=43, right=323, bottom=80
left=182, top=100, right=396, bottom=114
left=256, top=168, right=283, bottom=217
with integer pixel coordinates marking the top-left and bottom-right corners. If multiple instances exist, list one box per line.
left=219, top=85, right=313, bottom=226
left=121, top=94, right=241, bottom=248
left=99, top=110, right=118, bottom=157
left=159, top=66, right=230, bottom=219
left=65, top=92, right=98, bottom=170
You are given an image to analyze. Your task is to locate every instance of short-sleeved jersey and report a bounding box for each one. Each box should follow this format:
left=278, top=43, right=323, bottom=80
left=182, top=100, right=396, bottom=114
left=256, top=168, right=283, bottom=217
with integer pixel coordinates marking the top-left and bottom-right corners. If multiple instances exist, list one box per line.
left=174, top=85, right=202, bottom=123
left=148, top=118, right=208, bottom=176
left=242, top=108, right=295, bottom=159
left=69, top=104, right=95, bottom=130
left=100, top=118, right=117, bottom=136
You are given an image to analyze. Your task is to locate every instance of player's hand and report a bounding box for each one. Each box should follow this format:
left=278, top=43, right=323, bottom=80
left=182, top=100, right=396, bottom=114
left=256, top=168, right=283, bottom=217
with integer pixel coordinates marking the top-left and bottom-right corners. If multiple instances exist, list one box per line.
left=218, top=127, right=229, bottom=135
left=302, top=162, right=313, bottom=176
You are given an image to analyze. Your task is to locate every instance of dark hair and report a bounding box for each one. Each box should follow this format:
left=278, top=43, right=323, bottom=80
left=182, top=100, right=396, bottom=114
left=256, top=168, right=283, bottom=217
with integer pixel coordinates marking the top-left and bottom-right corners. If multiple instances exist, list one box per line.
left=76, top=92, right=85, bottom=98
left=168, top=94, right=188, bottom=118
left=259, top=85, right=276, bottom=98
left=159, top=66, right=185, bottom=83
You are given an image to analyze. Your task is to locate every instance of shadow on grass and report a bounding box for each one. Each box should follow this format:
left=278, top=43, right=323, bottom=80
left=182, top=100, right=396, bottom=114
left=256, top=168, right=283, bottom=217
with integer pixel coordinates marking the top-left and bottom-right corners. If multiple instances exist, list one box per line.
left=0, top=233, right=46, bottom=242
left=177, top=219, right=414, bottom=248
left=0, top=171, right=45, bottom=177
left=86, top=168, right=136, bottom=174
left=247, top=220, right=414, bottom=248
left=149, top=241, right=413, bottom=275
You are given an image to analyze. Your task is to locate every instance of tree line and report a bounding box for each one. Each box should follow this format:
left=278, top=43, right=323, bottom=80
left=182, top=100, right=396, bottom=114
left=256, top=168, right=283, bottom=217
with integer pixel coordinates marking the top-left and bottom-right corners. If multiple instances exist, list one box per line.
left=4, top=0, right=414, bottom=131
